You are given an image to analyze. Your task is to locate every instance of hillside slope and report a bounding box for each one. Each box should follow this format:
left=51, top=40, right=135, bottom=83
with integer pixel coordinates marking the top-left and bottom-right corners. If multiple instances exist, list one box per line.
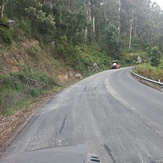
left=0, top=37, right=110, bottom=153
left=0, top=39, right=79, bottom=151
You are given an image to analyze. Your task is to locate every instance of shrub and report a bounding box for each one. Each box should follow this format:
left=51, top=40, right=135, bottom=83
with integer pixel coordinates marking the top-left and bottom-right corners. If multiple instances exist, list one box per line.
left=150, top=46, right=160, bottom=67
left=133, top=64, right=163, bottom=82
left=27, top=44, right=41, bottom=59
left=30, top=88, right=40, bottom=97
left=0, top=27, right=12, bottom=45
left=0, top=96, right=3, bottom=105
left=19, top=18, right=32, bottom=36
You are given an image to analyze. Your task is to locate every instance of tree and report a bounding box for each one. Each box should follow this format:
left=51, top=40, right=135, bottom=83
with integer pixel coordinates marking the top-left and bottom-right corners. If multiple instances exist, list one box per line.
left=0, top=0, right=6, bottom=18
left=0, top=0, right=4, bottom=18
left=150, top=46, right=160, bottom=67
left=102, top=23, right=120, bottom=58
left=1, top=0, right=163, bottom=56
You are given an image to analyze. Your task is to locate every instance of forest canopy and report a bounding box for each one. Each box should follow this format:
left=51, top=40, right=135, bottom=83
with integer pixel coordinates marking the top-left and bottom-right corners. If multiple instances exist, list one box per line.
left=0, top=0, right=163, bottom=58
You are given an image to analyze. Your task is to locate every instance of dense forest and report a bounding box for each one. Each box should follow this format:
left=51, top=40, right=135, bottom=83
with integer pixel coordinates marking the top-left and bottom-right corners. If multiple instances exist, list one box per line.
left=1, top=0, right=163, bottom=57
left=0, top=0, right=163, bottom=114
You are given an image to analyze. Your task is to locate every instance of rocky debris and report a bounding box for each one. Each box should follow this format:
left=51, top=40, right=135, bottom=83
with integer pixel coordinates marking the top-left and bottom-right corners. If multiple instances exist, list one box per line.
left=136, top=56, right=142, bottom=64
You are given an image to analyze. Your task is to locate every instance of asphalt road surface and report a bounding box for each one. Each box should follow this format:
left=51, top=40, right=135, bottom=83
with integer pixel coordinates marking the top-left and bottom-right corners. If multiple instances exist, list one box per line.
left=2, top=68, right=163, bottom=163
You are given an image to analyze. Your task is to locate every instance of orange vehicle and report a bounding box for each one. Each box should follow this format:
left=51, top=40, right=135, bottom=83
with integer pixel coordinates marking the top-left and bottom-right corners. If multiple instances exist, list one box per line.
left=111, top=60, right=120, bottom=69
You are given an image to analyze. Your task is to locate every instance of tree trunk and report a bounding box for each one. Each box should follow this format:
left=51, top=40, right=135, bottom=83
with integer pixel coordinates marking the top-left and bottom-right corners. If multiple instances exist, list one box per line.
left=85, top=27, right=88, bottom=43
left=133, top=16, right=137, bottom=37
left=1, top=0, right=5, bottom=18
left=88, top=1, right=95, bottom=33
left=88, top=1, right=92, bottom=21
left=103, top=0, right=107, bottom=27
left=129, top=9, right=134, bottom=48
left=118, top=0, right=121, bottom=36
left=92, top=16, right=95, bottom=33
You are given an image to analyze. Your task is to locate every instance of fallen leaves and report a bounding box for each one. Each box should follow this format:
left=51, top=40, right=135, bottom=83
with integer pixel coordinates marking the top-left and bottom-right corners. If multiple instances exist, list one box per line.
left=0, top=93, right=54, bottom=152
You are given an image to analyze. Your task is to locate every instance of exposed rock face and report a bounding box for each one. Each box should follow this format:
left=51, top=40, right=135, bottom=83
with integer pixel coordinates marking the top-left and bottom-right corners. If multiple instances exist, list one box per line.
left=136, top=56, right=142, bottom=64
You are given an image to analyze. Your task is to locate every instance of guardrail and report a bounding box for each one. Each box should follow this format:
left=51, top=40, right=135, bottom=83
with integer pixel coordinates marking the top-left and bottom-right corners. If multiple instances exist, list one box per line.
left=130, top=70, right=163, bottom=91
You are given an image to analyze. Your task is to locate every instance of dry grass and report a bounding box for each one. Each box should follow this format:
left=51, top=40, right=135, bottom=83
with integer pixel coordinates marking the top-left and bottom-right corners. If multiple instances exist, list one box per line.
left=133, top=64, right=163, bottom=82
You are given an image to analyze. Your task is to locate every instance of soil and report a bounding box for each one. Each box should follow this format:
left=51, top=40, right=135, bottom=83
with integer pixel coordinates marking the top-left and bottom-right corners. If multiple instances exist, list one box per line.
left=0, top=93, right=55, bottom=156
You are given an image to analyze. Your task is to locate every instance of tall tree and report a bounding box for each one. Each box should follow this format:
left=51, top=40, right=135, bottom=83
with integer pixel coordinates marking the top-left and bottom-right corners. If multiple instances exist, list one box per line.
left=0, top=0, right=5, bottom=18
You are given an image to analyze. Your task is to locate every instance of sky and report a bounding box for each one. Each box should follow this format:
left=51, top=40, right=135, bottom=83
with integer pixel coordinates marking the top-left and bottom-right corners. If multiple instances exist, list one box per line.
left=153, top=0, right=163, bottom=9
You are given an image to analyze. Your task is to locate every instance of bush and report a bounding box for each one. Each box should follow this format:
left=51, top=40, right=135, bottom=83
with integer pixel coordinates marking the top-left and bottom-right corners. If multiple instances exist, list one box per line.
left=27, top=44, right=41, bottom=59
left=30, top=88, right=40, bottom=97
left=0, top=67, right=59, bottom=115
left=0, top=74, right=15, bottom=90
left=133, top=64, right=163, bottom=82
left=19, top=18, right=32, bottom=36
left=0, top=27, right=12, bottom=45
left=0, top=18, right=12, bottom=45
left=150, top=46, right=160, bottom=67
left=0, top=96, right=3, bottom=105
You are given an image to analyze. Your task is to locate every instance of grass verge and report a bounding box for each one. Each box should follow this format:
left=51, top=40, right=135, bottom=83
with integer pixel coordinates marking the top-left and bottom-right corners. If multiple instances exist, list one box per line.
left=133, top=63, right=163, bottom=82
left=0, top=68, right=59, bottom=115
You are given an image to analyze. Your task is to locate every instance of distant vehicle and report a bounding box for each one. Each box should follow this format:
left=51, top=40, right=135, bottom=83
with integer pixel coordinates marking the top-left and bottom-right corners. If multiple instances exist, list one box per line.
left=111, top=60, right=120, bottom=69
left=0, top=145, right=100, bottom=163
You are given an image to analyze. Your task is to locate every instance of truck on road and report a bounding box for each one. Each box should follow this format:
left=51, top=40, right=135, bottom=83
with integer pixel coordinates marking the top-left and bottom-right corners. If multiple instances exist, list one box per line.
left=111, top=60, right=120, bottom=69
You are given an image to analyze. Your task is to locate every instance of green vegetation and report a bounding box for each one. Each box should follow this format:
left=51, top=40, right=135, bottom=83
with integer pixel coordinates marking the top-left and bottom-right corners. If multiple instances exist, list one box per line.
left=0, top=0, right=163, bottom=115
left=0, top=68, right=59, bottom=115
left=133, top=46, right=163, bottom=83
left=133, top=63, right=163, bottom=83
left=150, top=46, right=161, bottom=67
left=0, top=18, right=12, bottom=45
left=0, top=27, right=12, bottom=45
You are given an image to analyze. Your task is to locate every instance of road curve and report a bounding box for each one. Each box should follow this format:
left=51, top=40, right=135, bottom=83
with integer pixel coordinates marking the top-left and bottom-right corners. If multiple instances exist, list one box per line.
left=2, top=68, right=163, bottom=163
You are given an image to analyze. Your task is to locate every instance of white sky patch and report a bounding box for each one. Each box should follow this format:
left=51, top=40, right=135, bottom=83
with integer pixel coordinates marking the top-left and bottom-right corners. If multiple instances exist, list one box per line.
left=152, top=0, right=163, bottom=9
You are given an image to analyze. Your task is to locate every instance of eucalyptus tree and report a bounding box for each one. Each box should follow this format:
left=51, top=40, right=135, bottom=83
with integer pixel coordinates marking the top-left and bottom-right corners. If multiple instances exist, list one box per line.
left=101, top=23, right=120, bottom=57
left=0, top=0, right=5, bottom=18
left=2, top=0, right=163, bottom=54
left=150, top=46, right=160, bottom=67
left=119, top=0, right=161, bottom=49
left=0, top=0, right=12, bottom=18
